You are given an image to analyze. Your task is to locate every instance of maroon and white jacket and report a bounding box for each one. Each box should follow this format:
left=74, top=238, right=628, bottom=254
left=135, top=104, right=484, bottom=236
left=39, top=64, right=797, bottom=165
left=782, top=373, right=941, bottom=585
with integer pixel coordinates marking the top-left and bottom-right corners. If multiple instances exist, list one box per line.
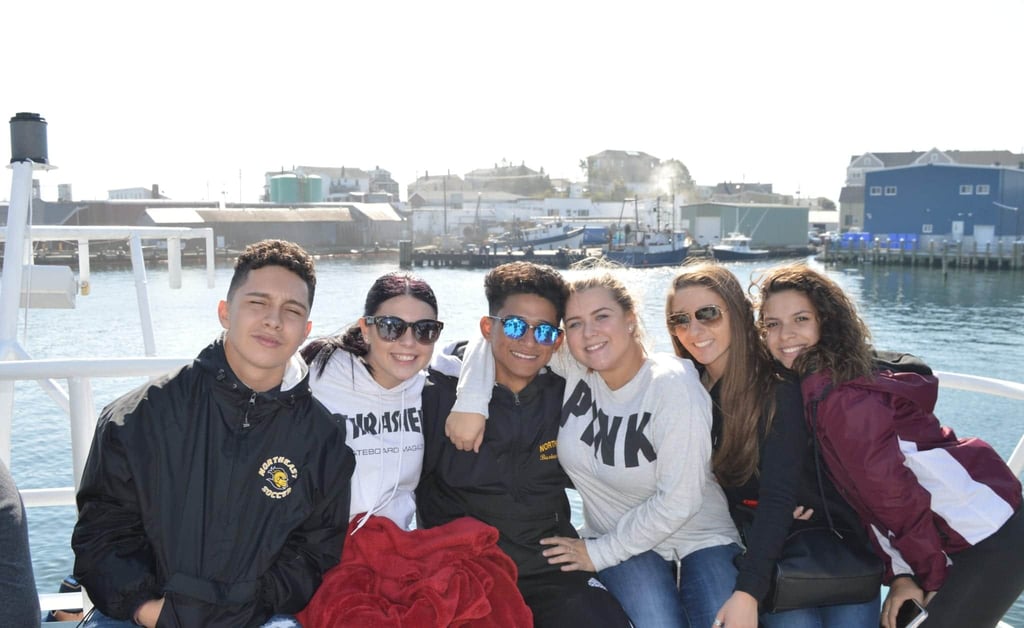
left=801, top=369, right=1022, bottom=592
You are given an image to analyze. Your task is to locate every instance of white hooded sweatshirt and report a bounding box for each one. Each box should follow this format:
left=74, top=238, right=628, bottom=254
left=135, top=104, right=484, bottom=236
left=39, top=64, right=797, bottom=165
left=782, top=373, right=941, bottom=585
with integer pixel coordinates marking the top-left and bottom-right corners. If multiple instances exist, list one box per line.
left=309, top=350, right=426, bottom=530
left=309, top=347, right=462, bottom=531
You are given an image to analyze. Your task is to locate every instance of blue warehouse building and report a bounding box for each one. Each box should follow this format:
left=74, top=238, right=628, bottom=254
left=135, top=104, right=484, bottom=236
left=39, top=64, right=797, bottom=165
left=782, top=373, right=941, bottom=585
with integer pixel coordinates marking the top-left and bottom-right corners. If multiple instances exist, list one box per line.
left=864, top=163, right=1024, bottom=249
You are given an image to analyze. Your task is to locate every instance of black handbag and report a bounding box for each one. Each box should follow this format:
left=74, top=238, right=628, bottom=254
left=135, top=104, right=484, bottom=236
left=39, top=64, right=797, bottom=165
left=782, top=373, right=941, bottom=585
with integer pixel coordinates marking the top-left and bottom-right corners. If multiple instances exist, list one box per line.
left=761, top=384, right=884, bottom=613
left=763, top=524, right=884, bottom=612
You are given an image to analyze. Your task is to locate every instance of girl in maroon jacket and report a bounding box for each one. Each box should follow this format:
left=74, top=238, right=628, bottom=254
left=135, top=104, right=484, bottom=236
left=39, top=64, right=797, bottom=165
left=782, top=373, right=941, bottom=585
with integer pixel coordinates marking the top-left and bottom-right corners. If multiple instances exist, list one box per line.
left=755, top=263, right=1024, bottom=628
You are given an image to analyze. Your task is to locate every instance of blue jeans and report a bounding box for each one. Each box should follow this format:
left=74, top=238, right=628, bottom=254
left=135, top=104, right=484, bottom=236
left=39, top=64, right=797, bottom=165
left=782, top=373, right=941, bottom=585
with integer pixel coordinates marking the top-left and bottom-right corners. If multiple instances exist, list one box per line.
left=82, top=608, right=301, bottom=627
left=598, top=544, right=741, bottom=628
left=761, top=591, right=881, bottom=628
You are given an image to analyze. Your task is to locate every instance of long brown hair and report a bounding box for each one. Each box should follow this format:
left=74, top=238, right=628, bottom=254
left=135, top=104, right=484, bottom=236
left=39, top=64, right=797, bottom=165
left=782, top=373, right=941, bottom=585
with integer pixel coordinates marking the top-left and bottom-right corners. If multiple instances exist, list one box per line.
left=666, top=262, right=776, bottom=486
left=754, top=263, right=874, bottom=383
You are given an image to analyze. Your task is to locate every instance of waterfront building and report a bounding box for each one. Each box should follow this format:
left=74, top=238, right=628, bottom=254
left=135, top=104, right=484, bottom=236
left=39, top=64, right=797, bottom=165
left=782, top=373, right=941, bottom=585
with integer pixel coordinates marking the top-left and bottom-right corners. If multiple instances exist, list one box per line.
left=679, top=202, right=809, bottom=249
left=463, top=162, right=552, bottom=196
left=108, top=184, right=167, bottom=200
left=839, top=148, right=1024, bottom=232
left=262, top=165, right=400, bottom=203
left=863, top=163, right=1024, bottom=248
left=0, top=197, right=408, bottom=254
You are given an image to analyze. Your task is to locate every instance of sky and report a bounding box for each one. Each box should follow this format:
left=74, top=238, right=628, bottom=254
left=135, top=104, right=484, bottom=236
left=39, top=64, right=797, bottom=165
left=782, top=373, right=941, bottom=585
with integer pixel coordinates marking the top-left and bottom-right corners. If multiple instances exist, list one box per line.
left=3, top=0, right=1023, bottom=205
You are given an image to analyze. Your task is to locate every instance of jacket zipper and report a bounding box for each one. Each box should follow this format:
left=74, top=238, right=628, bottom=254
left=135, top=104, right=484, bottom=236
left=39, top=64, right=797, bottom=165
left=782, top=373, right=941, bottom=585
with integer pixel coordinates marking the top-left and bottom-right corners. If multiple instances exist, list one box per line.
left=242, top=391, right=257, bottom=428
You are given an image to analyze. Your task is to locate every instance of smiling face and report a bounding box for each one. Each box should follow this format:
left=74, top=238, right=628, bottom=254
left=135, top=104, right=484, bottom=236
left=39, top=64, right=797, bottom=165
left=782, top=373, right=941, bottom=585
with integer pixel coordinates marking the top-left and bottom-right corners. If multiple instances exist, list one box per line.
left=218, top=265, right=312, bottom=392
left=484, top=293, right=562, bottom=394
left=760, top=289, right=821, bottom=368
left=358, top=294, right=438, bottom=389
left=564, top=286, right=644, bottom=390
left=669, top=285, right=731, bottom=384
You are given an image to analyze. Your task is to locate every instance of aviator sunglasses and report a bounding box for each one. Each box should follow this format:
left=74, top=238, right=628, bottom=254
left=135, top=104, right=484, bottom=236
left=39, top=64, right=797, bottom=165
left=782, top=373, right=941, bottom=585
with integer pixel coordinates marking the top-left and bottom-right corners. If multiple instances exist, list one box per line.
left=364, top=316, right=444, bottom=345
left=667, top=304, right=725, bottom=330
left=488, top=315, right=562, bottom=346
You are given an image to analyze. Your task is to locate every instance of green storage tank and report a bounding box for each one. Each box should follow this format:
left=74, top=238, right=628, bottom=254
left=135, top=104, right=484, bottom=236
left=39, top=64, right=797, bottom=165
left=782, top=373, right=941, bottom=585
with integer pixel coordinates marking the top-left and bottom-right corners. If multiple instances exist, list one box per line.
left=304, top=174, right=323, bottom=202
left=270, top=174, right=300, bottom=203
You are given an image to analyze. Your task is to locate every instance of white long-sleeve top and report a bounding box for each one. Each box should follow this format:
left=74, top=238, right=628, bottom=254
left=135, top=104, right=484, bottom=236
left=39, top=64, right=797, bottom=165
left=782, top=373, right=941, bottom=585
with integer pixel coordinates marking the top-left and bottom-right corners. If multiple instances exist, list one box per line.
left=453, top=337, right=739, bottom=571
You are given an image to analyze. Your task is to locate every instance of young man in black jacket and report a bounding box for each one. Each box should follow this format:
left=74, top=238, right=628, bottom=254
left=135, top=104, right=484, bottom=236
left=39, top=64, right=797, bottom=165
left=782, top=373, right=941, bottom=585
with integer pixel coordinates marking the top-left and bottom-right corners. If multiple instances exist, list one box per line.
left=72, top=240, right=355, bottom=628
left=417, top=261, right=630, bottom=627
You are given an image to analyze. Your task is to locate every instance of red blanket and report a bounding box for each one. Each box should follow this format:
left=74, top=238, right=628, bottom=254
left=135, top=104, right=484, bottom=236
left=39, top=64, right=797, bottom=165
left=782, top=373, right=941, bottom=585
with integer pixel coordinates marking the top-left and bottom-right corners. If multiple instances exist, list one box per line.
left=298, top=515, right=532, bottom=627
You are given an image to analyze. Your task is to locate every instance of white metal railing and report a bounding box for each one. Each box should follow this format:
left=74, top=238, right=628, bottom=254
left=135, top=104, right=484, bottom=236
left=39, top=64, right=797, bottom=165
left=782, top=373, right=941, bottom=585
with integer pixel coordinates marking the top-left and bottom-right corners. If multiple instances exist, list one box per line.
left=1, top=357, right=188, bottom=614
left=0, top=358, right=190, bottom=505
left=934, top=370, right=1024, bottom=476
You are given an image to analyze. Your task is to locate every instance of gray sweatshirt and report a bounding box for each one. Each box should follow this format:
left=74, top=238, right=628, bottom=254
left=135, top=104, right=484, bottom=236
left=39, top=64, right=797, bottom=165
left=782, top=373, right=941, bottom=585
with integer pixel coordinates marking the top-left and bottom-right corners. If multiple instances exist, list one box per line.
left=453, top=338, right=739, bottom=571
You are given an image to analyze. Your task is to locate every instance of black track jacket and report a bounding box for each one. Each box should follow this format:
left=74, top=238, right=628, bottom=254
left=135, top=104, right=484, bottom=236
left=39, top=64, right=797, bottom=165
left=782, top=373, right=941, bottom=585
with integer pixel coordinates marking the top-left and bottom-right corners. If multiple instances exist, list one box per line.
left=417, top=366, right=577, bottom=578
left=72, top=339, right=355, bottom=627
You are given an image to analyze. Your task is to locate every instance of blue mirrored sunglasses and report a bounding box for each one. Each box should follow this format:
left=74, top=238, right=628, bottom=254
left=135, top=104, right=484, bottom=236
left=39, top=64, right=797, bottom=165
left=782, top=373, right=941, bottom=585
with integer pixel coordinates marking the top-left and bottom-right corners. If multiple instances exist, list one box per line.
left=488, top=315, right=562, bottom=346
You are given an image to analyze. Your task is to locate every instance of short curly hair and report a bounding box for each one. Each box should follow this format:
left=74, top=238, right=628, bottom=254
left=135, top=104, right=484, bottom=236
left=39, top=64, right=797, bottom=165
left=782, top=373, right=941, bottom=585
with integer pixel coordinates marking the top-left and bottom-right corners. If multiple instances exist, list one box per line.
left=227, top=239, right=316, bottom=307
left=484, top=262, right=569, bottom=322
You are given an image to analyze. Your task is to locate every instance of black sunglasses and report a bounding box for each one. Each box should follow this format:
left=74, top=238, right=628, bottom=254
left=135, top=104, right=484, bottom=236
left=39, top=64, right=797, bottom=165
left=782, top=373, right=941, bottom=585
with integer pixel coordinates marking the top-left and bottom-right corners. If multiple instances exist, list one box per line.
left=488, top=315, right=562, bottom=346
left=667, top=305, right=725, bottom=330
left=364, top=316, right=444, bottom=345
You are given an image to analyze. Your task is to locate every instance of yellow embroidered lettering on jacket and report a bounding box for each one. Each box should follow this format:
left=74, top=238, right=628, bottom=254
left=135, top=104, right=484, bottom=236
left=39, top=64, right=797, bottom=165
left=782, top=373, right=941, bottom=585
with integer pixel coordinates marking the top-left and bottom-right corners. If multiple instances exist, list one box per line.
left=259, top=456, right=299, bottom=499
left=539, top=440, right=558, bottom=461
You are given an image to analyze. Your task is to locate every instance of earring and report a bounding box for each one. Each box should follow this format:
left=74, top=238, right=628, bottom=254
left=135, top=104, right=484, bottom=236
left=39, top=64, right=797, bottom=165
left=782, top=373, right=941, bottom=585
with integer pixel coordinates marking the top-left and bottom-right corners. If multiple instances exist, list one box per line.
left=628, top=325, right=635, bottom=333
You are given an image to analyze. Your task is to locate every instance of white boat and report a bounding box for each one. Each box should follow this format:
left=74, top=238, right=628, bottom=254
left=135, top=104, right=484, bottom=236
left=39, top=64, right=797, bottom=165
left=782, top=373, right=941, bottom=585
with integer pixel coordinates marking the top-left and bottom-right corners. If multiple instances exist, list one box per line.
left=491, top=221, right=585, bottom=250
left=712, top=232, right=770, bottom=261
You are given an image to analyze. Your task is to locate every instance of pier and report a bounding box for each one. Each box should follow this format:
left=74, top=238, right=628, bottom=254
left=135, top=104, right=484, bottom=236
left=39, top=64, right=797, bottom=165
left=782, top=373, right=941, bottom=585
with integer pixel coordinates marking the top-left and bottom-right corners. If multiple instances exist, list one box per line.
left=406, top=246, right=592, bottom=270
left=820, top=239, right=1024, bottom=271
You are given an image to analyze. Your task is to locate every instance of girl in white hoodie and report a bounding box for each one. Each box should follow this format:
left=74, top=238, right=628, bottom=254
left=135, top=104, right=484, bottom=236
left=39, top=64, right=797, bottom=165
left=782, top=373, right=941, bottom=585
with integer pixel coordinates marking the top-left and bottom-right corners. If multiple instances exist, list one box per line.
left=302, top=272, right=451, bottom=530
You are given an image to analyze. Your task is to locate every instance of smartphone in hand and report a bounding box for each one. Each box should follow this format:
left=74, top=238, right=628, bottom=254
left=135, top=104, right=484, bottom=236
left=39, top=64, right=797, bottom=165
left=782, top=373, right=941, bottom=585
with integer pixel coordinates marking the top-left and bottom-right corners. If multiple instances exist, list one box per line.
left=896, top=599, right=928, bottom=628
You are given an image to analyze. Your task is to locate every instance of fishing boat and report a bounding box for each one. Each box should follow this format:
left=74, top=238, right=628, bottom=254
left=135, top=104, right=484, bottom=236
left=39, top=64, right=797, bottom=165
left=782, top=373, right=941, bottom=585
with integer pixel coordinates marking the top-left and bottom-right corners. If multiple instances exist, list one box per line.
left=604, top=228, right=691, bottom=267
left=712, top=232, right=770, bottom=261
left=490, top=221, right=585, bottom=250
left=603, top=197, right=690, bottom=267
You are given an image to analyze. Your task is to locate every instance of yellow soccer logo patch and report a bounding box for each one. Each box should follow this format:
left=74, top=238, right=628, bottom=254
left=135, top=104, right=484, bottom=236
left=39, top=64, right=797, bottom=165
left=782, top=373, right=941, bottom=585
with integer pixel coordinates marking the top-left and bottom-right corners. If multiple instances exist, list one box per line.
left=259, top=456, right=299, bottom=499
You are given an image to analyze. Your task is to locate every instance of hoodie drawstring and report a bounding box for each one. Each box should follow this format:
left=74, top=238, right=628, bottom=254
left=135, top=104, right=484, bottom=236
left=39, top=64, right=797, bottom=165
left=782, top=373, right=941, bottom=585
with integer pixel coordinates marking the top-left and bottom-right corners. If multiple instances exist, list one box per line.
left=353, top=387, right=408, bottom=535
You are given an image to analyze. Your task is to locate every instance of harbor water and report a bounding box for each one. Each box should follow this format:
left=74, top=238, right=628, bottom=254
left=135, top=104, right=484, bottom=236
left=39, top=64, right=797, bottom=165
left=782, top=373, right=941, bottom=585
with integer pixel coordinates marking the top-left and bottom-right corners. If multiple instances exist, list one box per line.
left=7, top=256, right=1024, bottom=623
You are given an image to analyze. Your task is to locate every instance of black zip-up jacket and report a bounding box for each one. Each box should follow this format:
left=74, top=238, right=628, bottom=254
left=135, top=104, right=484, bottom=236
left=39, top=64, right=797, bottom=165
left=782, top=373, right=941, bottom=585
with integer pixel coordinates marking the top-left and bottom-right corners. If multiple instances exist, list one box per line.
left=417, top=366, right=576, bottom=578
left=72, top=339, right=355, bottom=627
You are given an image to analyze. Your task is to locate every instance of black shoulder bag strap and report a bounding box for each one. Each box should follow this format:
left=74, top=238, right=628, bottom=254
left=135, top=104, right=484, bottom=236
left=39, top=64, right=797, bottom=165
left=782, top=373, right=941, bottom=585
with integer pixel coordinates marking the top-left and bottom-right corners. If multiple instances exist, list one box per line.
left=809, top=383, right=842, bottom=537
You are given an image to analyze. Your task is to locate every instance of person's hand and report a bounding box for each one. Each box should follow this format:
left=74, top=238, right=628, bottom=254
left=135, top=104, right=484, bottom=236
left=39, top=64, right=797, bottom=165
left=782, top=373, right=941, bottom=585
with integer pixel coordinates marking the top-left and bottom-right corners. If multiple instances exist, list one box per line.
left=793, top=505, right=814, bottom=520
left=881, top=576, right=926, bottom=628
left=133, top=597, right=165, bottom=628
left=445, top=412, right=485, bottom=452
left=713, top=590, right=759, bottom=628
left=540, top=536, right=596, bottom=572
